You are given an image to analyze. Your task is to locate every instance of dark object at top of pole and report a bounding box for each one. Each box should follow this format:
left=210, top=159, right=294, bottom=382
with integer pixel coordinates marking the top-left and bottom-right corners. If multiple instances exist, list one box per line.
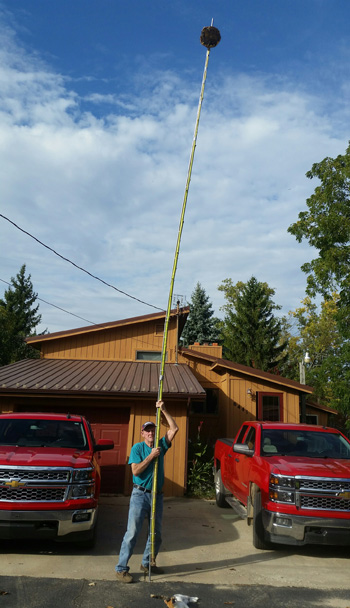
left=200, top=26, right=221, bottom=49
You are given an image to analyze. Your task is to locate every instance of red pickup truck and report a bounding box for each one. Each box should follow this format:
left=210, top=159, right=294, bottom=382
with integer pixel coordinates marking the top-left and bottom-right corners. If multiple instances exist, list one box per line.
left=214, top=421, right=350, bottom=549
left=0, top=412, right=114, bottom=544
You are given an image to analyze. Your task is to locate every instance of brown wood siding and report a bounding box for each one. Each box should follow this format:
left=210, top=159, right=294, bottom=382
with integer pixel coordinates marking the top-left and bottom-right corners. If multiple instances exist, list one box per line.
left=228, top=375, right=300, bottom=436
left=305, top=406, right=328, bottom=426
left=284, top=392, right=300, bottom=423
left=188, top=344, right=223, bottom=358
left=40, top=318, right=178, bottom=363
left=228, top=375, right=253, bottom=436
left=179, top=353, right=304, bottom=440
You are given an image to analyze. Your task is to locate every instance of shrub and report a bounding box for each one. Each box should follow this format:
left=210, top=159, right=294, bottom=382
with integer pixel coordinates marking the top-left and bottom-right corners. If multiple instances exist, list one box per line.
left=186, top=421, right=215, bottom=499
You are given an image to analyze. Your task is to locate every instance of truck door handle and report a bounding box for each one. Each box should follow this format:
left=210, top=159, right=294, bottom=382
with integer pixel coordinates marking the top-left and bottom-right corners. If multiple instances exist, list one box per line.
left=235, top=458, right=240, bottom=462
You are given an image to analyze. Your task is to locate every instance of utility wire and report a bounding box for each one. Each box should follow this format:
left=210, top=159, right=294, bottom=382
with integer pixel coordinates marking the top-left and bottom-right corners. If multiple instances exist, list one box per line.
left=1, top=276, right=178, bottom=347
left=0, top=278, right=96, bottom=325
left=0, top=213, right=164, bottom=312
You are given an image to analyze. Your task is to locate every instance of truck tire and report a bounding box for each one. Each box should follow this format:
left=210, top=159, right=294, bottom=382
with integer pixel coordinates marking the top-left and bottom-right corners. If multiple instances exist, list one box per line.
left=215, top=470, right=229, bottom=508
left=252, top=492, right=270, bottom=550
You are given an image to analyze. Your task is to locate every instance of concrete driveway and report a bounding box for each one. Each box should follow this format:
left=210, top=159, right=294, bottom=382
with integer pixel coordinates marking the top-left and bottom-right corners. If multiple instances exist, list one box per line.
left=1, top=497, right=350, bottom=607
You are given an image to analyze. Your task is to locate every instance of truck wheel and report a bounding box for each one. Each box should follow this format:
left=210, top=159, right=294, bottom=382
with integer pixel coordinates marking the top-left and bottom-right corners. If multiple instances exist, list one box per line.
left=252, top=492, right=270, bottom=550
left=215, top=470, right=229, bottom=508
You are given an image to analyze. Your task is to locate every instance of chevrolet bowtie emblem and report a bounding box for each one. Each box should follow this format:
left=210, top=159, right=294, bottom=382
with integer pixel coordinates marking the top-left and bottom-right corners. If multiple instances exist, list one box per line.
left=5, top=480, right=26, bottom=488
left=338, top=491, right=350, bottom=499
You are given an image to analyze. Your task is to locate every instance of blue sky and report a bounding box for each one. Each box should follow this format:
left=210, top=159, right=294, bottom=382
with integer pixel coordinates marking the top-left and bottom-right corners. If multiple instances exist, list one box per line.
left=1, top=1, right=350, bottom=333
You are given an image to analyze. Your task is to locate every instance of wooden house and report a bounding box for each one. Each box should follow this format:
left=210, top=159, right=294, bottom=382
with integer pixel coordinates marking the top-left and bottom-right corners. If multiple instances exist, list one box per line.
left=0, top=307, right=328, bottom=497
left=178, top=344, right=334, bottom=443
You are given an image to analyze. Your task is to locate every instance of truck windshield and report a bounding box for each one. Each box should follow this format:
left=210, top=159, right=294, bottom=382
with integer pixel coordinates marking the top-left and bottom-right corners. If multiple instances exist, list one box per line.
left=0, top=419, right=88, bottom=450
left=261, top=429, right=350, bottom=459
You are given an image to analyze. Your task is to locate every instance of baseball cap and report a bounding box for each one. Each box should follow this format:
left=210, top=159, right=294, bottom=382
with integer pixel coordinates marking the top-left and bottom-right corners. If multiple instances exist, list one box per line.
left=142, top=421, right=156, bottom=431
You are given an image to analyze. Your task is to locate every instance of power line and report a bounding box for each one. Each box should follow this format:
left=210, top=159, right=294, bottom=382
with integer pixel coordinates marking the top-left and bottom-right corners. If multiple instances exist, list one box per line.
left=0, top=278, right=97, bottom=325
left=0, top=213, right=164, bottom=312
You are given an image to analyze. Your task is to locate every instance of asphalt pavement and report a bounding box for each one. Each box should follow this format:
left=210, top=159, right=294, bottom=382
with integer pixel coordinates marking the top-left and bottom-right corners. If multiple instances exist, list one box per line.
left=1, top=576, right=350, bottom=608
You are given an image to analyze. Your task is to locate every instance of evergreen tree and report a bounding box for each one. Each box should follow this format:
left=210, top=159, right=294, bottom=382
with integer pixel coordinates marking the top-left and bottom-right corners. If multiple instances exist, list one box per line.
left=218, top=276, right=287, bottom=371
left=181, top=283, right=220, bottom=347
left=0, top=265, right=41, bottom=365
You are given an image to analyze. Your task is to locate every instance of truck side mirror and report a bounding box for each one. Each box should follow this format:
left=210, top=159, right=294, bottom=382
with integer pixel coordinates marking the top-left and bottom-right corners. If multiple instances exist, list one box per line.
left=93, top=439, right=114, bottom=452
left=233, top=443, right=254, bottom=457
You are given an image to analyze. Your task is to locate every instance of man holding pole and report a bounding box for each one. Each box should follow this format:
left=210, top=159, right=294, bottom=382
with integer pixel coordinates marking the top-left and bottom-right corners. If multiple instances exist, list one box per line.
left=115, top=400, right=179, bottom=583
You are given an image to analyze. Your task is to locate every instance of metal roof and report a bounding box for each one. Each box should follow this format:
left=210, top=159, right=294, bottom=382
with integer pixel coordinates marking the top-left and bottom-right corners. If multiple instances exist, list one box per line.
left=26, top=307, right=190, bottom=345
left=180, top=347, right=314, bottom=394
left=0, top=358, right=205, bottom=399
left=306, top=401, right=338, bottom=415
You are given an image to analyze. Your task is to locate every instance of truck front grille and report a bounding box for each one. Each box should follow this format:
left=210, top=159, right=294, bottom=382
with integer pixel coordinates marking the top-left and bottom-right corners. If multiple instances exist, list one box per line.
left=0, top=466, right=71, bottom=503
left=301, top=495, right=350, bottom=511
left=297, top=476, right=350, bottom=513
left=0, top=486, right=66, bottom=502
left=0, top=468, right=69, bottom=482
left=300, top=479, right=350, bottom=492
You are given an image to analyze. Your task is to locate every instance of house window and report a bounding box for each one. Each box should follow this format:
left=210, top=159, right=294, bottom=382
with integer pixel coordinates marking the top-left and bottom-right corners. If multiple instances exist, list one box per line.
left=306, top=414, right=318, bottom=425
left=258, top=392, right=283, bottom=421
left=190, top=388, right=219, bottom=415
left=136, top=351, right=163, bottom=361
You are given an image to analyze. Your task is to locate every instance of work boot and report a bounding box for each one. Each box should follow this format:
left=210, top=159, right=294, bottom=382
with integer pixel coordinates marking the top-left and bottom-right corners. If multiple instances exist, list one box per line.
left=115, top=570, right=133, bottom=583
left=140, top=564, right=165, bottom=574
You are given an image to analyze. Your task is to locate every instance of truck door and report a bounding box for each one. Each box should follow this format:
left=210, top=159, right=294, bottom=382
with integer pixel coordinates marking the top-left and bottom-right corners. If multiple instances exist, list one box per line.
left=231, top=426, right=256, bottom=504
left=225, top=424, right=249, bottom=495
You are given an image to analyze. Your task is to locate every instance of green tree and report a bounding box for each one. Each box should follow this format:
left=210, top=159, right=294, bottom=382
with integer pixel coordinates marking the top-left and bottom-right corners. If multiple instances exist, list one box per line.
left=288, top=142, right=350, bottom=303
left=281, top=295, right=341, bottom=405
left=288, top=143, right=350, bottom=422
left=218, top=276, right=287, bottom=371
left=181, top=283, right=220, bottom=347
left=0, top=265, right=41, bottom=365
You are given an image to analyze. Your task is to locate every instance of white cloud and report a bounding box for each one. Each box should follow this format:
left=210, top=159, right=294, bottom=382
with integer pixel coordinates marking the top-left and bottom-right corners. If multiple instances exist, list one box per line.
left=0, top=16, right=349, bottom=333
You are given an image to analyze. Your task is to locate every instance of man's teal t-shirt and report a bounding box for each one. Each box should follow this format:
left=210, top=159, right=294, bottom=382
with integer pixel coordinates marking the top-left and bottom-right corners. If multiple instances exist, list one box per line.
left=129, top=436, right=170, bottom=492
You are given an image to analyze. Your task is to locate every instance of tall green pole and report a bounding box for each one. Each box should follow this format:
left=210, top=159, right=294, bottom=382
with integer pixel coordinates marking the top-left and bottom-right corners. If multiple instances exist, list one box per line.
left=149, top=24, right=221, bottom=582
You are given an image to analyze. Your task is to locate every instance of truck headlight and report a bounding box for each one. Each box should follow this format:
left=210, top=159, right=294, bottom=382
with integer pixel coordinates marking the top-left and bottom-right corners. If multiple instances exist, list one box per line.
left=270, top=489, right=295, bottom=503
left=70, top=484, right=95, bottom=499
left=269, top=474, right=296, bottom=504
left=270, top=474, right=295, bottom=488
left=72, top=468, right=93, bottom=482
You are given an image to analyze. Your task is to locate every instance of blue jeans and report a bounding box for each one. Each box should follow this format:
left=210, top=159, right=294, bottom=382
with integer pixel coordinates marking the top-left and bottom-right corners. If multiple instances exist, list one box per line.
left=116, top=487, right=164, bottom=572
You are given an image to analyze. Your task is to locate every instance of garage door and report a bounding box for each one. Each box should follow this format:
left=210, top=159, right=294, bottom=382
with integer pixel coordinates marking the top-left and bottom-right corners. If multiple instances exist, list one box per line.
left=16, top=404, right=129, bottom=494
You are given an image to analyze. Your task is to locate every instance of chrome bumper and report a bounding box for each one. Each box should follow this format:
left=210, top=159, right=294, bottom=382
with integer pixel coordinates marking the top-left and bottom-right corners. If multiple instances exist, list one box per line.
left=263, top=508, right=350, bottom=546
left=0, top=507, right=98, bottom=539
